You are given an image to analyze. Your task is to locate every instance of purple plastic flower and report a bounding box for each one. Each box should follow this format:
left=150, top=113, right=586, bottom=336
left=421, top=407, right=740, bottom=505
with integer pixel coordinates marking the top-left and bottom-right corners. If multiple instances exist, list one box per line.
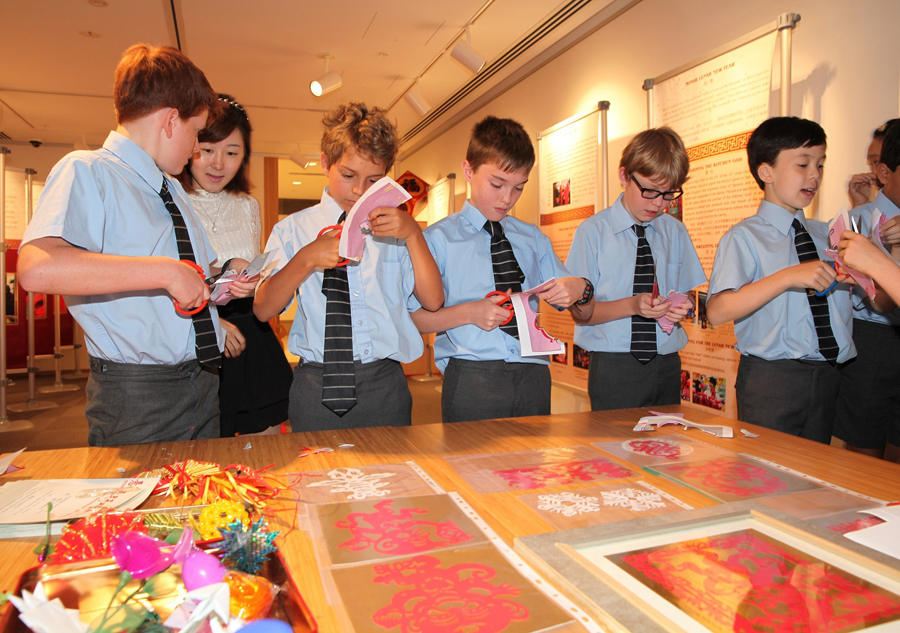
left=110, top=527, right=193, bottom=579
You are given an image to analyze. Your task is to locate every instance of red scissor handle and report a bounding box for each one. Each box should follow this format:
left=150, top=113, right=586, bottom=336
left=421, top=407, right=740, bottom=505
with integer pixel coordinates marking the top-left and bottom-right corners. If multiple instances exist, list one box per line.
left=486, top=290, right=514, bottom=326
left=173, top=260, right=208, bottom=316
left=318, top=225, right=349, bottom=267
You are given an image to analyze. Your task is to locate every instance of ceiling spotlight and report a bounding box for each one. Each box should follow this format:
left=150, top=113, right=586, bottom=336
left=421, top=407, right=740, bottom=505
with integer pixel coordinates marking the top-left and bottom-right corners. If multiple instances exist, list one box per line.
left=404, top=82, right=431, bottom=117
left=450, top=28, right=485, bottom=74
left=310, top=54, right=341, bottom=97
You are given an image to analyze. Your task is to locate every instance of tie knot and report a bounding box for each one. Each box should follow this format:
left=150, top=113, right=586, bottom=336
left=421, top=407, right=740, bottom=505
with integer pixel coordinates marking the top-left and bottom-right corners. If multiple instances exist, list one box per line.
left=159, top=178, right=169, bottom=198
left=792, top=218, right=806, bottom=234
left=337, top=211, right=347, bottom=225
left=632, top=224, right=646, bottom=239
left=484, top=220, right=504, bottom=238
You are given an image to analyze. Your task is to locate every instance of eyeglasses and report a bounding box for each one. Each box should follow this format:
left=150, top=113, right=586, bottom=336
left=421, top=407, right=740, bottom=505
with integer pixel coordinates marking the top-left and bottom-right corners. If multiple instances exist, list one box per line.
left=630, top=174, right=683, bottom=201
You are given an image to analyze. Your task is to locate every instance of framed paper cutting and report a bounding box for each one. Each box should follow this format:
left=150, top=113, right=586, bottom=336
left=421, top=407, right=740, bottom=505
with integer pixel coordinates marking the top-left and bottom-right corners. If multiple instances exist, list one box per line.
left=592, top=434, right=734, bottom=467
left=515, top=501, right=900, bottom=633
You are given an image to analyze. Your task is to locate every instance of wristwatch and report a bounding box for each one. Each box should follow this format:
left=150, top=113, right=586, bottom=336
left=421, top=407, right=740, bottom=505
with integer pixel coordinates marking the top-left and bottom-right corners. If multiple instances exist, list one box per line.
left=575, top=278, right=594, bottom=305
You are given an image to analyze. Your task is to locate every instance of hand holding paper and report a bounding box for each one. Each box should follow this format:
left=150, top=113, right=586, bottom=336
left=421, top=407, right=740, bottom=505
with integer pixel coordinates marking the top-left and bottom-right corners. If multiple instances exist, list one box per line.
left=828, top=211, right=876, bottom=300
left=339, top=177, right=412, bottom=261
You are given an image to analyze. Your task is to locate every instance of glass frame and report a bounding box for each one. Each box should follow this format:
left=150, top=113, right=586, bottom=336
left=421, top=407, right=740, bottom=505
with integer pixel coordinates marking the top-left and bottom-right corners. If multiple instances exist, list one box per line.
left=515, top=501, right=900, bottom=633
left=630, top=173, right=684, bottom=200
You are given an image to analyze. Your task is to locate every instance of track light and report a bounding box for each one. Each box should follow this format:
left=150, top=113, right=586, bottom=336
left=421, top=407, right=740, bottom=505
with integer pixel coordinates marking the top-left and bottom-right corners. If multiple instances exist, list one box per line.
left=310, top=54, right=342, bottom=97
left=450, top=29, right=485, bottom=74
left=404, top=83, right=431, bottom=117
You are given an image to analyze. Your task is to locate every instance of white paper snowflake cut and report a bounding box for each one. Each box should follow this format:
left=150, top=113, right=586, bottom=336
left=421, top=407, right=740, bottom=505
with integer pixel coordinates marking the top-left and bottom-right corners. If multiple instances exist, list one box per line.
left=536, top=492, right=601, bottom=516
left=601, top=487, right=665, bottom=512
left=305, top=467, right=396, bottom=499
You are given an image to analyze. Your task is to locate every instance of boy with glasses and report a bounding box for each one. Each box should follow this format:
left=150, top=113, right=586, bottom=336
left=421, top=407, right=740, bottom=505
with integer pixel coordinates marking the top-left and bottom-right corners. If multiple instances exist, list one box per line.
left=566, top=127, right=705, bottom=410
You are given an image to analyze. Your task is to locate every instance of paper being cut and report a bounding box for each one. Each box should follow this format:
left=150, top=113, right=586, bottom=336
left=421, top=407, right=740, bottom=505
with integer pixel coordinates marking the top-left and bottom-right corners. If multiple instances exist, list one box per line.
left=507, top=279, right=565, bottom=357
left=634, top=414, right=733, bottom=438
left=828, top=210, right=876, bottom=300
left=656, top=291, right=693, bottom=334
left=209, top=250, right=276, bottom=305
left=339, top=177, right=412, bottom=261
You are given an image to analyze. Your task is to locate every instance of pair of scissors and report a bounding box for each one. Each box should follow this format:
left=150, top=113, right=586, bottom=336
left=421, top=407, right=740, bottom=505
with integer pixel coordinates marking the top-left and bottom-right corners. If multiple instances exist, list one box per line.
left=811, top=261, right=839, bottom=297
left=318, top=224, right=349, bottom=267
left=486, top=290, right=514, bottom=325
left=173, top=260, right=215, bottom=316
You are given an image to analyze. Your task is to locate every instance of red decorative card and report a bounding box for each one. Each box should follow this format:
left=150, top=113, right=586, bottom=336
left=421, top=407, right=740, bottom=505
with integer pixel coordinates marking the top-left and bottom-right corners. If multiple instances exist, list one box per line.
left=646, top=455, right=822, bottom=503
left=593, top=433, right=734, bottom=467
left=808, top=509, right=887, bottom=536
left=328, top=543, right=571, bottom=633
left=609, top=528, right=900, bottom=632
left=311, top=494, right=489, bottom=567
left=444, top=446, right=635, bottom=494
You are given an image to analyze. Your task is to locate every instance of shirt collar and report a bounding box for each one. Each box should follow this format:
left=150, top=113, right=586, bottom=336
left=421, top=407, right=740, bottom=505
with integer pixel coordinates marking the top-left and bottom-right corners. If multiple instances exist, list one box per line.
left=461, top=200, right=496, bottom=232
left=758, top=199, right=807, bottom=236
left=102, top=130, right=169, bottom=194
left=609, top=193, right=657, bottom=235
left=872, top=190, right=900, bottom=216
left=321, top=188, right=348, bottom=223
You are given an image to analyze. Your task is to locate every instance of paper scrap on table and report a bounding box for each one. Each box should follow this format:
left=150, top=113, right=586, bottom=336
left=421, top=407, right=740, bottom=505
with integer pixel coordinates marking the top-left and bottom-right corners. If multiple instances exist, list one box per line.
left=0, top=448, right=25, bottom=476
left=339, top=176, right=411, bottom=261
left=649, top=411, right=683, bottom=418
left=314, top=447, right=334, bottom=454
left=828, top=210, right=876, bottom=299
left=740, top=429, right=759, bottom=438
left=844, top=505, right=900, bottom=561
left=243, top=442, right=252, bottom=450
left=656, top=291, right=693, bottom=334
left=634, top=414, right=734, bottom=438
left=339, top=443, right=354, bottom=448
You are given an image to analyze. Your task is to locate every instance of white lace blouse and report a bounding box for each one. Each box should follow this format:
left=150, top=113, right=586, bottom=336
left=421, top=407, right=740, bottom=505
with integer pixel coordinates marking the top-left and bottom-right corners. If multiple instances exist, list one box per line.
left=188, top=189, right=261, bottom=266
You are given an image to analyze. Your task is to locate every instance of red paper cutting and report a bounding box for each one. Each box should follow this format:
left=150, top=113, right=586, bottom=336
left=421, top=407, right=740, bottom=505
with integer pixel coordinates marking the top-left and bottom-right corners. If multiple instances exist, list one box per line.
left=616, top=529, right=900, bottom=632
left=662, top=458, right=788, bottom=497
left=336, top=499, right=474, bottom=555
left=826, top=516, right=884, bottom=535
left=371, top=554, right=529, bottom=632
left=492, top=458, right=633, bottom=490
left=623, top=439, right=683, bottom=459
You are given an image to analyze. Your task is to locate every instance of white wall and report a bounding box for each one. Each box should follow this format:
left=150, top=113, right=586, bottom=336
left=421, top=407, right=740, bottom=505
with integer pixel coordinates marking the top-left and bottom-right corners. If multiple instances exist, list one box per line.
left=397, top=0, right=900, bottom=225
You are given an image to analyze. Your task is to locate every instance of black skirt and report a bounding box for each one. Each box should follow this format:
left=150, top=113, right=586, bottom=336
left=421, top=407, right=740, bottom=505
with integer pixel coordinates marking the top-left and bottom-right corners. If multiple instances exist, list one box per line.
left=217, top=297, right=292, bottom=436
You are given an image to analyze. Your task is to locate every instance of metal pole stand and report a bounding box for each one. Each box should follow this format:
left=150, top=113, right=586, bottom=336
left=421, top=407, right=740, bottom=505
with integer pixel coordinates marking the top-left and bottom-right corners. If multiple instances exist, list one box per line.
left=65, top=322, right=88, bottom=380
left=38, top=294, right=79, bottom=393
left=411, top=340, right=441, bottom=382
left=0, top=148, right=35, bottom=430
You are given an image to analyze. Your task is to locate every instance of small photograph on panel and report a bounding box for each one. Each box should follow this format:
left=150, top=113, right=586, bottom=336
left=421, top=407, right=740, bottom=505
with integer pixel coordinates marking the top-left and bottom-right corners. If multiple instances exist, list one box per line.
left=691, top=372, right=725, bottom=411
left=552, top=342, right=568, bottom=365
left=572, top=343, right=590, bottom=370
left=552, top=179, right=571, bottom=207
left=5, top=273, right=18, bottom=325
left=696, top=291, right=709, bottom=329
left=680, top=369, right=691, bottom=402
left=663, top=195, right=682, bottom=221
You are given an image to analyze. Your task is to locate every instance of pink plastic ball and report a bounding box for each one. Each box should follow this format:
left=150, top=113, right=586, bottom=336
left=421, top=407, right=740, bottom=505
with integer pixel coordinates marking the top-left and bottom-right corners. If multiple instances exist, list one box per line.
left=182, top=548, right=227, bottom=591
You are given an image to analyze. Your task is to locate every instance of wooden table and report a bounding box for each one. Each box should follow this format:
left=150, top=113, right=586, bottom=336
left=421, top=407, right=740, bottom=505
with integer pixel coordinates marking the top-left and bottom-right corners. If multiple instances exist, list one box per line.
left=2, top=406, right=899, bottom=632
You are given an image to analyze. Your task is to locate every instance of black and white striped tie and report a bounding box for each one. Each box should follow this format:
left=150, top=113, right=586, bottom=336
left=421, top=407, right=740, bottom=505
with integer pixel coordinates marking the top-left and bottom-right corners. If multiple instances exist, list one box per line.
left=792, top=218, right=839, bottom=365
left=159, top=178, right=221, bottom=367
left=631, top=224, right=657, bottom=364
left=484, top=220, right=525, bottom=339
left=321, top=212, right=356, bottom=415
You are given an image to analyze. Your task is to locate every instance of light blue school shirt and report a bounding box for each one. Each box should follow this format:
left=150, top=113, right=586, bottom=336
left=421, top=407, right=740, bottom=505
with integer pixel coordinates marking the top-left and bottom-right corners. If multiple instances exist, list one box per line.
left=850, top=191, right=900, bottom=326
left=566, top=194, right=706, bottom=355
left=415, top=200, right=572, bottom=372
left=708, top=199, right=856, bottom=363
left=263, top=190, right=423, bottom=364
left=20, top=131, right=222, bottom=365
